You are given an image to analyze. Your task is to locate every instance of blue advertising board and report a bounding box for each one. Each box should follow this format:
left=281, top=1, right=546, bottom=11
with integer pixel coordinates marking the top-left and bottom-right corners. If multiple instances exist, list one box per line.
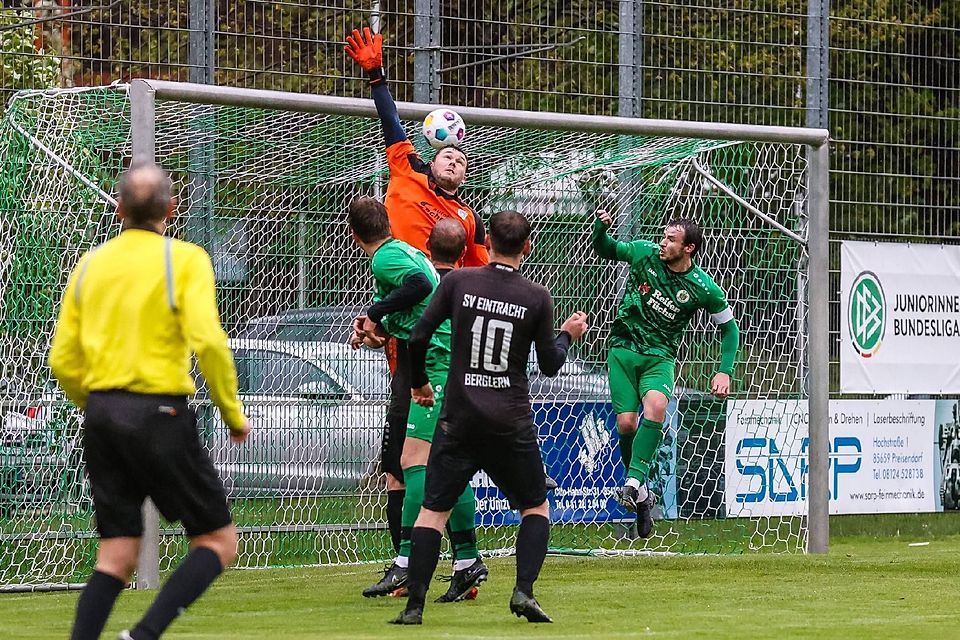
left=472, top=400, right=680, bottom=526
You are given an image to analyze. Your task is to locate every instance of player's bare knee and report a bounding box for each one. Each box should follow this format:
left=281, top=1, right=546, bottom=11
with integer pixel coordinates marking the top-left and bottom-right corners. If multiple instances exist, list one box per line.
left=643, top=392, right=669, bottom=422
left=191, top=523, right=238, bottom=568
left=520, top=502, right=550, bottom=519
left=400, top=437, right=430, bottom=469
left=414, top=507, right=449, bottom=532
left=616, top=413, right=639, bottom=434
left=95, top=537, right=141, bottom=581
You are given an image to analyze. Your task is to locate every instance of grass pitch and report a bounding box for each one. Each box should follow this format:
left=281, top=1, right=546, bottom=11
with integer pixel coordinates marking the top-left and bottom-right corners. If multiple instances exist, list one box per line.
left=2, top=523, right=958, bottom=639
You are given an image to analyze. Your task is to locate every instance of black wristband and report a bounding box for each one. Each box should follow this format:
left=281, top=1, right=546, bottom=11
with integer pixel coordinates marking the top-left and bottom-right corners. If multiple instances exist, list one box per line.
left=367, top=67, right=385, bottom=86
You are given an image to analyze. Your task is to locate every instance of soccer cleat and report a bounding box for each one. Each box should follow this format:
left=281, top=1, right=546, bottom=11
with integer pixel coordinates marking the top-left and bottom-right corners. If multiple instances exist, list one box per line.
left=389, top=607, right=423, bottom=625
left=117, top=632, right=135, bottom=640
left=434, top=559, right=489, bottom=602
left=635, top=490, right=657, bottom=539
left=509, top=588, right=553, bottom=623
left=544, top=475, right=559, bottom=491
left=615, top=485, right=640, bottom=512
left=362, top=562, right=408, bottom=598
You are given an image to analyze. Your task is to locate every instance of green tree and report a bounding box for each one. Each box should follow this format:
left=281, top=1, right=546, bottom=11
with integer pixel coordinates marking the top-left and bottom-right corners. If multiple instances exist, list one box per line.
left=0, top=9, right=61, bottom=96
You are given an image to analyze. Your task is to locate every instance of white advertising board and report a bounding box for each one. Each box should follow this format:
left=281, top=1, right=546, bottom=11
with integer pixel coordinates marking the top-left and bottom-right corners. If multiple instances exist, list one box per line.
left=840, top=240, right=960, bottom=393
left=725, top=399, right=935, bottom=516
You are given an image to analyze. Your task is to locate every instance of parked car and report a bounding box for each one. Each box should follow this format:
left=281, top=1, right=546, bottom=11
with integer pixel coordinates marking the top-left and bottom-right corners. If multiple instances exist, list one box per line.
left=0, top=379, right=85, bottom=512
left=238, top=306, right=364, bottom=344
left=197, top=338, right=389, bottom=496
left=0, top=307, right=629, bottom=505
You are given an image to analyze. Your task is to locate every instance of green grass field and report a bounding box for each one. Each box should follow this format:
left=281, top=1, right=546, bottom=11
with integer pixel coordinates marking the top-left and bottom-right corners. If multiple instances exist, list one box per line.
left=2, top=515, right=959, bottom=639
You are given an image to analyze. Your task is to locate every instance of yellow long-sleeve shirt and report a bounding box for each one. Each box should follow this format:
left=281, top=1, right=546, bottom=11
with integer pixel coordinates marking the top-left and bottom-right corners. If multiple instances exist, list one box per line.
left=49, top=228, right=245, bottom=432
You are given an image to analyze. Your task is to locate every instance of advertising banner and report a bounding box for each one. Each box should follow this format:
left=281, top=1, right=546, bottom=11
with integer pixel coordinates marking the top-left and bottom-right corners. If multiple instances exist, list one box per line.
left=472, top=401, right=680, bottom=526
left=840, top=240, right=960, bottom=393
left=725, top=399, right=936, bottom=516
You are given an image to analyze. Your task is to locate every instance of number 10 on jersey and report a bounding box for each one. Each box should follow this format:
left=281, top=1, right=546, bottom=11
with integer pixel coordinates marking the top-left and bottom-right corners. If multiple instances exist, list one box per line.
left=469, top=316, right=514, bottom=373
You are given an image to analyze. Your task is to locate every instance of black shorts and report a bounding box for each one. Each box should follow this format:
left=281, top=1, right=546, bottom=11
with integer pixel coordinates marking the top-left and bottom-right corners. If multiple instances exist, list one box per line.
left=422, top=419, right=546, bottom=513
left=380, top=338, right=410, bottom=482
left=83, top=390, right=232, bottom=538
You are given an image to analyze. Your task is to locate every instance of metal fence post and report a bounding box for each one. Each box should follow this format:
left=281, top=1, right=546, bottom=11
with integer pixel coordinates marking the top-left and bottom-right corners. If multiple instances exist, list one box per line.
left=806, top=0, right=830, bottom=129
left=618, top=0, right=642, bottom=118
left=189, top=0, right=215, bottom=85
left=129, top=79, right=162, bottom=588
left=414, top=0, right=440, bottom=104
left=187, top=0, right=215, bottom=250
left=806, top=0, right=830, bottom=555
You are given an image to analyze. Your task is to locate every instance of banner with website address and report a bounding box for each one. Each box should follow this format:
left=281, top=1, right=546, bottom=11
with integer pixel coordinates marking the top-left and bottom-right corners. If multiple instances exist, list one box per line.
left=725, top=399, right=936, bottom=517
left=840, top=240, right=960, bottom=393
left=472, top=401, right=680, bottom=526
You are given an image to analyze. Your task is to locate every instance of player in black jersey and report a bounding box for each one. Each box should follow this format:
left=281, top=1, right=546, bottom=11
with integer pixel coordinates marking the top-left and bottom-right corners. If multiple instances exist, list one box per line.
left=390, top=210, right=588, bottom=625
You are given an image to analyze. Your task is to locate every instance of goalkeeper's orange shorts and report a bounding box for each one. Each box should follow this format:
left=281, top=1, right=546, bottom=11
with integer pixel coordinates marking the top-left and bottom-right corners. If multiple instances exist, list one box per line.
left=385, top=335, right=398, bottom=376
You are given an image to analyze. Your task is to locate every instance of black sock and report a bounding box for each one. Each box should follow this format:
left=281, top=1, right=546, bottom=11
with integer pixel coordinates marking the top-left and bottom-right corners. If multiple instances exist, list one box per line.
left=405, top=527, right=442, bottom=610
left=387, top=489, right=405, bottom=553
left=131, top=547, right=223, bottom=640
left=515, top=514, right=550, bottom=596
left=70, top=570, right=125, bottom=640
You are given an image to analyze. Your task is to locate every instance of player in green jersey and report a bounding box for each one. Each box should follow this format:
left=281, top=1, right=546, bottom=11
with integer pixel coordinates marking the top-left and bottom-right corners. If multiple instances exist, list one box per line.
left=592, top=208, right=740, bottom=538
left=348, top=196, right=484, bottom=600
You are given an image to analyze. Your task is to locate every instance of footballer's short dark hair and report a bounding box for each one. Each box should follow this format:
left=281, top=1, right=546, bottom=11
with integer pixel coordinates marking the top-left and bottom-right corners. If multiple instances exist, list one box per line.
left=435, top=145, right=468, bottom=167
left=348, top=196, right=392, bottom=244
left=488, top=210, right=531, bottom=256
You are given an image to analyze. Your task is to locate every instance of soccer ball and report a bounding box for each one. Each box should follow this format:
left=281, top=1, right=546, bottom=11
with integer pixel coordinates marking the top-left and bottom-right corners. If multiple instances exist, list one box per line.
left=422, top=108, right=466, bottom=150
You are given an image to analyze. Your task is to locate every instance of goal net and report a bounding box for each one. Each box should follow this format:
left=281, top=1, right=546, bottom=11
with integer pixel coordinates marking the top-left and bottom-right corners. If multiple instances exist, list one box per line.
left=0, top=84, right=812, bottom=590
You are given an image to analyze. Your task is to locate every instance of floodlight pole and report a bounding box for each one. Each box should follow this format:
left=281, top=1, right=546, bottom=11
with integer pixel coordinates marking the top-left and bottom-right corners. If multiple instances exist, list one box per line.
left=129, top=79, right=163, bottom=588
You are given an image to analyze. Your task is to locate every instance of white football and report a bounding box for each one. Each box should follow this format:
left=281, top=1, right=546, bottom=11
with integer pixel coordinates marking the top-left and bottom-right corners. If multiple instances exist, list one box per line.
left=422, top=108, right=466, bottom=149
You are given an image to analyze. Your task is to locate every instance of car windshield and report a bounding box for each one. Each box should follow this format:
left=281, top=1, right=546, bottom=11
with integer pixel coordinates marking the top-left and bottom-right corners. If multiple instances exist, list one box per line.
left=321, top=347, right=391, bottom=401
left=234, top=349, right=346, bottom=398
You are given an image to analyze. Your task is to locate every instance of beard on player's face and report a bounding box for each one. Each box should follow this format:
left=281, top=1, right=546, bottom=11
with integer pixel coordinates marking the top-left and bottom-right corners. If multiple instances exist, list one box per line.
left=434, top=171, right=463, bottom=193
left=658, top=227, right=691, bottom=264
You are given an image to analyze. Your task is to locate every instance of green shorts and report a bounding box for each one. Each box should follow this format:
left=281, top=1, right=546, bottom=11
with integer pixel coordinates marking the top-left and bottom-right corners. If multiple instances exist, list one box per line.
left=607, top=346, right=675, bottom=414
left=406, top=357, right=448, bottom=444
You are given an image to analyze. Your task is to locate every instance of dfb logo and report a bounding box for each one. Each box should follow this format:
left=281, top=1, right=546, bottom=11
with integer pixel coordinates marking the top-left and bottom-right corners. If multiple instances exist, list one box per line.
left=734, top=436, right=862, bottom=503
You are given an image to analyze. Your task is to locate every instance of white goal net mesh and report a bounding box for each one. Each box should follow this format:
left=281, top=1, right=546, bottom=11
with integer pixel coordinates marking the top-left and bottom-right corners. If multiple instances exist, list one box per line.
left=0, top=85, right=809, bottom=589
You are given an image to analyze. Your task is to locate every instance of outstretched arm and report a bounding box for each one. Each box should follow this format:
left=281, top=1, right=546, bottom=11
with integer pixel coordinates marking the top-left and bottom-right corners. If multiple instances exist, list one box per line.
left=532, top=288, right=589, bottom=376
left=49, top=259, right=89, bottom=410
left=345, top=27, right=406, bottom=147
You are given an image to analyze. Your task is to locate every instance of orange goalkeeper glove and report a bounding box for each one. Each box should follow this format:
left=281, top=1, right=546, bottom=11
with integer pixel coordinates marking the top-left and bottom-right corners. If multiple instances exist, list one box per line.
left=345, top=27, right=383, bottom=72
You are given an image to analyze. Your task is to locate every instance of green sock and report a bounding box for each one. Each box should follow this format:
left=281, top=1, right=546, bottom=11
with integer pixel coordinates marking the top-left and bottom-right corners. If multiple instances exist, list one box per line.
left=618, top=428, right=637, bottom=471
left=398, top=465, right=426, bottom=558
left=627, top=420, right=664, bottom=483
left=447, top=485, right=479, bottom=561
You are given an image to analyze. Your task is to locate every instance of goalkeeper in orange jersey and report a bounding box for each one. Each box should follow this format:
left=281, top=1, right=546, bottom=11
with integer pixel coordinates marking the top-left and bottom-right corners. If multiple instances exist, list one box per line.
left=345, top=26, right=488, bottom=267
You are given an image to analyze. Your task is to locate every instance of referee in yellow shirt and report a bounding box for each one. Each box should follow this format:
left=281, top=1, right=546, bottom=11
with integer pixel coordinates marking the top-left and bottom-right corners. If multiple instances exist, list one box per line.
left=50, top=162, right=250, bottom=640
